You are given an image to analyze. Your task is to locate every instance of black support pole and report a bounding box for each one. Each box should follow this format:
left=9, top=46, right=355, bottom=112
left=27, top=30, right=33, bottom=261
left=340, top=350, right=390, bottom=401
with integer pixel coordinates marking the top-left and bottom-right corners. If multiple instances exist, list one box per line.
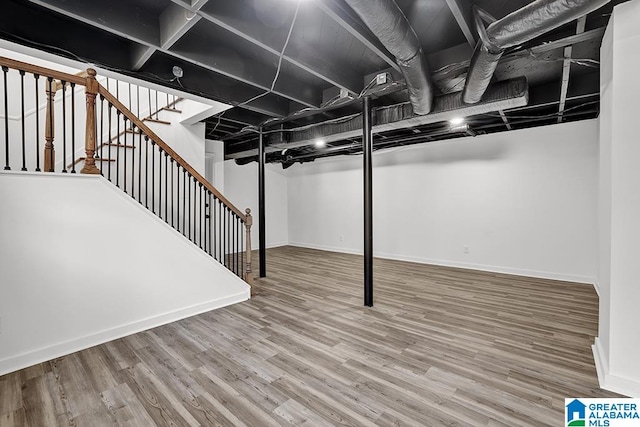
left=363, top=96, right=373, bottom=307
left=259, top=127, right=266, bottom=278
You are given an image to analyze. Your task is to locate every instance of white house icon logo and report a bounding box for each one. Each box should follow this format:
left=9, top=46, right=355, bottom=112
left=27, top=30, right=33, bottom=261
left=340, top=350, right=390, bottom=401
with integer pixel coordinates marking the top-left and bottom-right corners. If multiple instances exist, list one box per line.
left=567, top=399, right=587, bottom=426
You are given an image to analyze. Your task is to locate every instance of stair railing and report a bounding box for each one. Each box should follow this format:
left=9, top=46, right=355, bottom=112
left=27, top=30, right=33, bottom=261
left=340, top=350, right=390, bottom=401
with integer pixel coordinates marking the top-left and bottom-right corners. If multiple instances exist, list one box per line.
left=97, top=85, right=253, bottom=284
left=0, top=56, right=253, bottom=285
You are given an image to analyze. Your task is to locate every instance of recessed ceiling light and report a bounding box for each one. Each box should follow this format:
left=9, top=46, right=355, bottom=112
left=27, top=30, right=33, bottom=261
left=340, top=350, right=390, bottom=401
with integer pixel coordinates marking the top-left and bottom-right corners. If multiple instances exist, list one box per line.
left=449, top=117, right=465, bottom=125
left=315, top=138, right=326, bottom=148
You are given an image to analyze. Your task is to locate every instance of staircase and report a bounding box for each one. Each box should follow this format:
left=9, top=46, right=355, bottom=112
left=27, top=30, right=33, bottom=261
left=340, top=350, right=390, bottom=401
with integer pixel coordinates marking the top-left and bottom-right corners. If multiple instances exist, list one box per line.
left=0, top=55, right=253, bottom=285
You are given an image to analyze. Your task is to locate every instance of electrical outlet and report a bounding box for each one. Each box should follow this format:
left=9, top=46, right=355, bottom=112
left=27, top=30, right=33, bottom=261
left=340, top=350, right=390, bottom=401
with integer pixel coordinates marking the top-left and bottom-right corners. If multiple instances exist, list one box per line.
left=463, top=245, right=469, bottom=254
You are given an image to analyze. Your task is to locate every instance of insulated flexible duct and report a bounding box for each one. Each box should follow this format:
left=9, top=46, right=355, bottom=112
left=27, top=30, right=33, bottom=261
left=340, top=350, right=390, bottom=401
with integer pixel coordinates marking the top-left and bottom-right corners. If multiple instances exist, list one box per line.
left=462, top=0, right=611, bottom=104
left=343, top=0, right=434, bottom=115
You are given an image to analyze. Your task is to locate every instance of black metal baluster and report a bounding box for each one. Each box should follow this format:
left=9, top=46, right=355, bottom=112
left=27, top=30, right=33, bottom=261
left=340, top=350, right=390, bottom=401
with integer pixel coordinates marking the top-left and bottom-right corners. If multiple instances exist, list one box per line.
left=147, top=88, right=152, bottom=119
left=236, top=215, right=239, bottom=275
left=138, top=128, right=142, bottom=201
left=176, top=165, right=181, bottom=232
left=123, top=117, right=128, bottom=192
left=193, top=178, right=197, bottom=242
left=166, top=92, right=169, bottom=109
left=131, top=124, right=136, bottom=197
left=212, top=197, right=217, bottom=260
left=34, top=74, right=41, bottom=172
left=128, top=82, right=132, bottom=112
left=182, top=169, right=186, bottom=235
left=229, top=208, right=232, bottom=270
left=99, top=95, right=104, bottom=164
left=19, top=70, right=26, bottom=171
left=187, top=172, right=191, bottom=240
left=3, top=66, right=9, bottom=171
left=224, top=207, right=228, bottom=269
left=219, top=200, right=223, bottom=263
left=199, top=183, right=203, bottom=249
left=70, top=82, right=76, bottom=173
left=46, top=77, right=54, bottom=172
left=115, top=111, right=121, bottom=186
left=241, top=217, right=245, bottom=278
left=107, top=104, right=112, bottom=180
left=155, top=89, right=158, bottom=119
left=164, top=152, right=168, bottom=222
left=151, top=140, right=155, bottom=213
left=61, top=81, right=67, bottom=172
left=206, top=191, right=212, bottom=255
left=145, top=135, right=149, bottom=208
left=158, top=146, right=163, bottom=220
left=170, top=159, right=174, bottom=228
left=219, top=200, right=224, bottom=263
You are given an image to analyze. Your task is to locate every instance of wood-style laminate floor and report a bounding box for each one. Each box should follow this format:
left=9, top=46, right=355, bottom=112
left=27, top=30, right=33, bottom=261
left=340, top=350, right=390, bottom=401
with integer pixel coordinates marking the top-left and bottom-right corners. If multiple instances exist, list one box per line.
left=0, top=246, right=620, bottom=426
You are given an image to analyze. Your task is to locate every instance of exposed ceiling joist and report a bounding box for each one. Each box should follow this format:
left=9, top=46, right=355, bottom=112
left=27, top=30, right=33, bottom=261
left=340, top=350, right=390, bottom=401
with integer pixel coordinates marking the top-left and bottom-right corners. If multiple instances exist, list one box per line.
left=558, top=16, right=587, bottom=123
left=313, top=0, right=400, bottom=72
left=26, top=0, right=320, bottom=112
left=168, top=0, right=363, bottom=96
left=133, top=1, right=208, bottom=70
left=444, top=0, right=476, bottom=47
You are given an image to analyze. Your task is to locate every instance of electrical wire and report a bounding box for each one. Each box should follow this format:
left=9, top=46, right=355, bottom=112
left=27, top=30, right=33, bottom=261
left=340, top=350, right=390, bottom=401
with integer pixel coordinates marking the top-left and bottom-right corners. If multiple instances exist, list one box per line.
left=210, top=0, right=301, bottom=136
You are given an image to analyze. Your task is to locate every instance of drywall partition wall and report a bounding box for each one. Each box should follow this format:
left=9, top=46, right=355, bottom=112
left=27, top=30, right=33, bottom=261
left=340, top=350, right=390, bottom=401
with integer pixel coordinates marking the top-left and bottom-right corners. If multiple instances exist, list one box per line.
left=0, top=172, right=250, bottom=376
left=594, top=0, right=640, bottom=398
left=288, top=119, right=599, bottom=283
left=224, top=161, right=289, bottom=249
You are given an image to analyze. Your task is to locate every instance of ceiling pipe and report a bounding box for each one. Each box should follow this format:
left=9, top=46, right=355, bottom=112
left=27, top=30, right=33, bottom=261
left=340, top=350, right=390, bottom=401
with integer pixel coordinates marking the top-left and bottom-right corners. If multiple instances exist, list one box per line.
left=462, top=0, right=611, bottom=104
left=343, top=0, right=434, bottom=115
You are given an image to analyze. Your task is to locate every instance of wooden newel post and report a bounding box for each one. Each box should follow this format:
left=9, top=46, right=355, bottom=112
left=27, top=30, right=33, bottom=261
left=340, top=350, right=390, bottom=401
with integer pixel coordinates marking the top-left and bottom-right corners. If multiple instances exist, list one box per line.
left=80, top=68, right=100, bottom=174
left=244, top=208, right=254, bottom=286
left=44, top=78, right=56, bottom=172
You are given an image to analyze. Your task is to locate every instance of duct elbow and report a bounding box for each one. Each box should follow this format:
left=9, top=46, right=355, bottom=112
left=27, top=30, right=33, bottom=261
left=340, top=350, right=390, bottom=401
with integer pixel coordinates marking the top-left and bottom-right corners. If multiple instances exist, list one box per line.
left=399, top=53, right=433, bottom=115
left=462, top=42, right=504, bottom=104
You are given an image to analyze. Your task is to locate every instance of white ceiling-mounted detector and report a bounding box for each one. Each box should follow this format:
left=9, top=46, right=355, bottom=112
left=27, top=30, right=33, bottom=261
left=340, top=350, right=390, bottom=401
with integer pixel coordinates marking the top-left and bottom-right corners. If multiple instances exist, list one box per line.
left=376, top=72, right=388, bottom=85
left=172, top=66, right=184, bottom=78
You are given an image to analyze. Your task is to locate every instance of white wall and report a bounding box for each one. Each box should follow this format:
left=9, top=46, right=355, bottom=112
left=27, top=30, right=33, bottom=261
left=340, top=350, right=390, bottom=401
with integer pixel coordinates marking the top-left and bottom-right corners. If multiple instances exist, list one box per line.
left=0, top=172, right=250, bottom=376
left=287, top=120, right=599, bottom=283
left=594, top=0, right=640, bottom=398
left=224, top=161, right=289, bottom=249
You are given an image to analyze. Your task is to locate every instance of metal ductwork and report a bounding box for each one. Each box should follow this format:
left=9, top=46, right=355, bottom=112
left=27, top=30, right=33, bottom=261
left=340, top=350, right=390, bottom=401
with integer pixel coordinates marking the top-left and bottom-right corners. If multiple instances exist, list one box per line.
left=462, top=0, right=611, bottom=104
left=343, top=0, right=433, bottom=115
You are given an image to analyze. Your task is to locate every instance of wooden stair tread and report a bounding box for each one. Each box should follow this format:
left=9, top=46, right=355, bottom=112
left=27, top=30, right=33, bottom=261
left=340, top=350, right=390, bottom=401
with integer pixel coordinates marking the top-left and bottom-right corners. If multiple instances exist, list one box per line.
left=100, top=143, right=135, bottom=149
left=143, top=117, right=171, bottom=125
left=66, top=157, right=116, bottom=168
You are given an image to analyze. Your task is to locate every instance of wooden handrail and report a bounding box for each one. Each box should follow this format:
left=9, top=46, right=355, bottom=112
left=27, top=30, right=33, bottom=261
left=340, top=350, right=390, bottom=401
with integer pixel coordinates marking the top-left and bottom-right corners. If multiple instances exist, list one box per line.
left=0, top=56, right=86, bottom=86
left=97, top=84, right=246, bottom=221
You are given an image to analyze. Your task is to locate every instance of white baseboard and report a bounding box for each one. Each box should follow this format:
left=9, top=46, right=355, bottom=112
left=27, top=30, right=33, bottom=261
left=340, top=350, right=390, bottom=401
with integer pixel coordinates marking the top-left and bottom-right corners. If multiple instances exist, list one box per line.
left=288, top=242, right=595, bottom=284
left=593, top=280, right=601, bottom=297
left=592, top=337, right=640, bottom=398
left=0, top=291, right=249, bottom=377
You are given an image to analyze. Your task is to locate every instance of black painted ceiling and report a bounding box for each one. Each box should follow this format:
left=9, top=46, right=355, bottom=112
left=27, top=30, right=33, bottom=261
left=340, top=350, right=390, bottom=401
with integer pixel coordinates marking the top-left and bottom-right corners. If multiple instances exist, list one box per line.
left=0, top=0, right=625, bottom=167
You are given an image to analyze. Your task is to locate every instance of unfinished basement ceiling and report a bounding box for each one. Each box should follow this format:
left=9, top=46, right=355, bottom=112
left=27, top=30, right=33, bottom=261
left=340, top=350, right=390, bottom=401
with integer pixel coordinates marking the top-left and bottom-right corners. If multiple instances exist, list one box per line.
left=0, top=0, right=626, bottom=167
